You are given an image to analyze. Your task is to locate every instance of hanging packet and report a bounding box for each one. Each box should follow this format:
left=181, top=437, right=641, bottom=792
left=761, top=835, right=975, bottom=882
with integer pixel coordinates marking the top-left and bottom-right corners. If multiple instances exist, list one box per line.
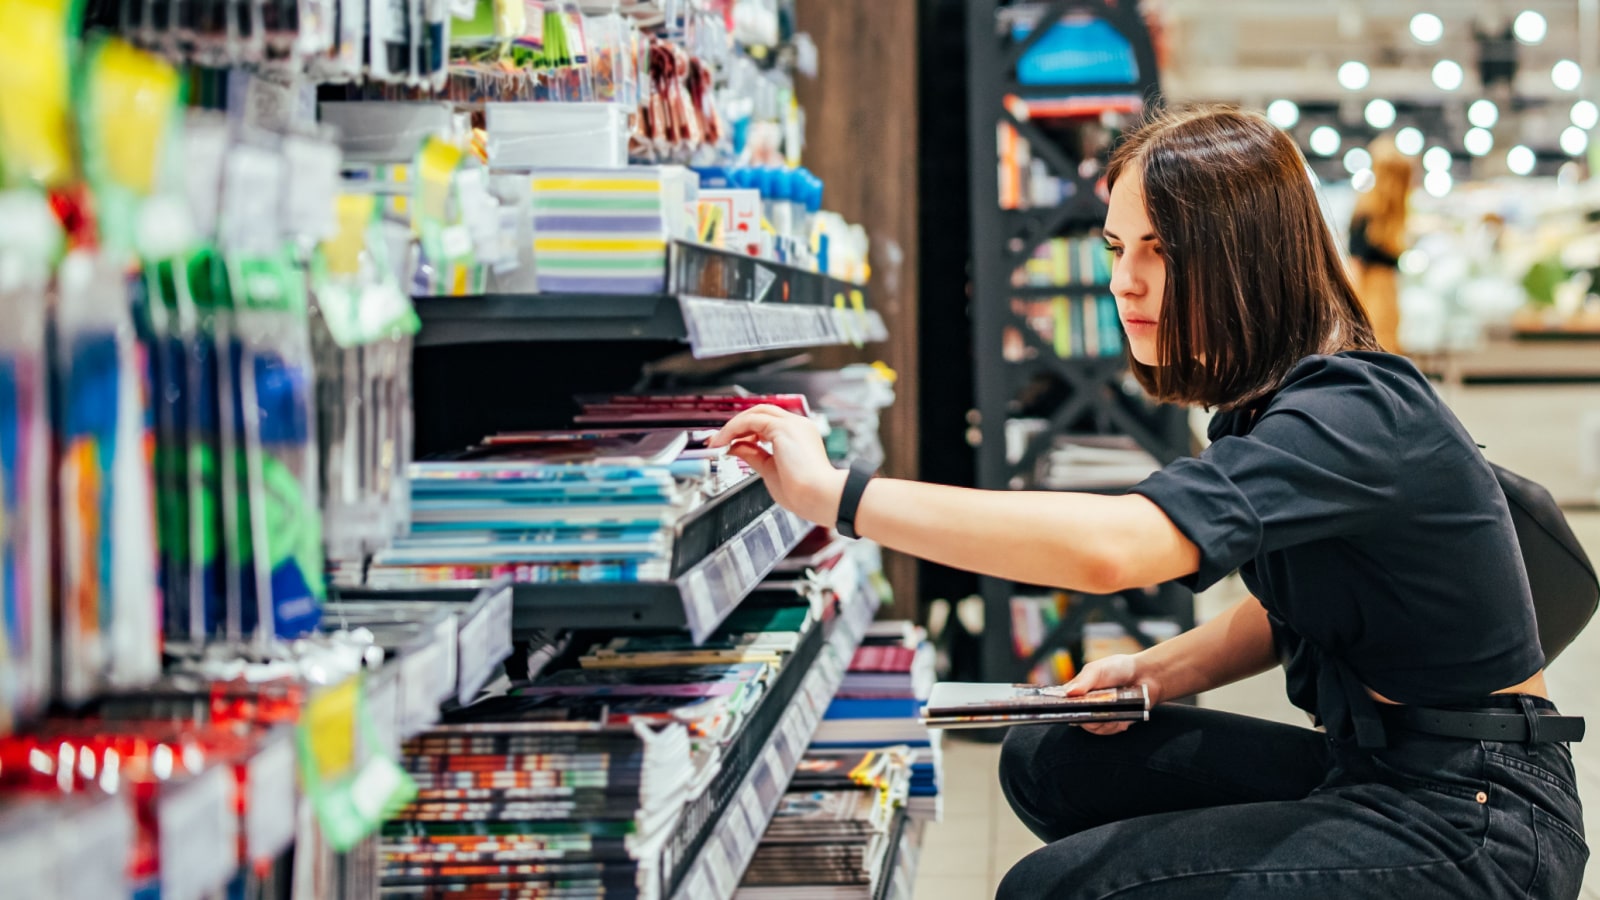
left=296, top=674, right=416, bottom=851
left=0, top=192, right=61, bottom=733
left=218, top=140, right=325, bottom=643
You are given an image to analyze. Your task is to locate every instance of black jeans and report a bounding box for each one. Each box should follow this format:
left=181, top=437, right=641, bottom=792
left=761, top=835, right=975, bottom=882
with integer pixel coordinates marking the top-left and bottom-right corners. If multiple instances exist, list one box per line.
left=996, top=701, right=1588, bottom=899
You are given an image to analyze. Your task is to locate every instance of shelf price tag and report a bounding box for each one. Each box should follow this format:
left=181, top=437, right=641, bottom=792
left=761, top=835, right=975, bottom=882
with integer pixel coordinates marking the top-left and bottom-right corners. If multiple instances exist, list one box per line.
left=244, top=732, right=298, bottom=864
left=158, top=765, right=239, bottom=900
left=57, top=796, right=135, bottom=900
left=729, top=794, right=758, bottom=851
left=681, top=567, right=718, bottom=643
left=705, top=838, right=735, bottom=896
left=742, top=781, right=768, bottom=826
left=727, top=534, right=757, bottom=587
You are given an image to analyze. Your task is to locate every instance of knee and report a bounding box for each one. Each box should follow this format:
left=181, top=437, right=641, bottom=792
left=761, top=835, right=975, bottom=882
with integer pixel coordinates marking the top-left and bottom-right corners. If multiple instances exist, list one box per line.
left=995, top=841, right=1091, bottom=900
left=998, top=725, right=1090, bottom=840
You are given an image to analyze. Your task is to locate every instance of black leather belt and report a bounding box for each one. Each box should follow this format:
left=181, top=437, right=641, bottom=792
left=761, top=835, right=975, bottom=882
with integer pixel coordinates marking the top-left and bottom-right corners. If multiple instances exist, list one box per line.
left=1380, top=705, right=1585, bottom=744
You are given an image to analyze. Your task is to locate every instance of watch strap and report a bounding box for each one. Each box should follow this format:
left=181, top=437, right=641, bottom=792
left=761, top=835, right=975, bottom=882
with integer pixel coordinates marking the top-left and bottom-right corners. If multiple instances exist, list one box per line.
left=835, top=459, right=877, bottom=540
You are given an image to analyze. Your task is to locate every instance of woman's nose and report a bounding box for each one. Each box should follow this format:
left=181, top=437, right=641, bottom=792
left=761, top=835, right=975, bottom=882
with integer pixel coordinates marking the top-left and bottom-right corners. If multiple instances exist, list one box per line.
left=1110, top=257, right=1140, bottom=300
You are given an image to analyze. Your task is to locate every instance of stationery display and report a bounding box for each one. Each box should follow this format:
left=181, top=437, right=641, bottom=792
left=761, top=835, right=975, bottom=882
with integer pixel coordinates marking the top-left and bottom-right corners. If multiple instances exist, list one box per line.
left=0, top=2, right=903, bottom=898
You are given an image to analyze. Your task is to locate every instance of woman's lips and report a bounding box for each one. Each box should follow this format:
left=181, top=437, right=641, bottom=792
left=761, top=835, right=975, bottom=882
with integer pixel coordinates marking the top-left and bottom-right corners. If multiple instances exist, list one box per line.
left=1122, top=318, right=1157, bottom=332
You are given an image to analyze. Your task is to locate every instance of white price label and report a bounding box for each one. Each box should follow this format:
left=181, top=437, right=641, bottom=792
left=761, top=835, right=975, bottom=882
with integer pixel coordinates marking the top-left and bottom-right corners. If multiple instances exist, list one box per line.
left=742, top=783, right=767, bottom=820
left=366, top=669, right=402, bottom=755
left=683, top=568, right=716, bottom=642
left=57, top=798, right=135, bottom=900
left=245, top=735, right=298, bottom=863
left=686, top=869, right=714, bottom=900
left=402, top=641, right=446, bottom=738
left=0, top=811, right=52, bottom=897
left=762, top=513, right=786, bottom=555
left=729, top=797, right=758, bottom=851
left=158, top=766, right=239, bottom=900
left=728, top=536, right=757, bottom=586
left=705, top=839, right=734, bottom=896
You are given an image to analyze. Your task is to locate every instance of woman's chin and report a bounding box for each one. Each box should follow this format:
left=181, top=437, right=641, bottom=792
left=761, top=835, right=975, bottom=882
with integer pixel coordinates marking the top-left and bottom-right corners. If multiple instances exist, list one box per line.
left=1127, top=343, right=1159, bottom=366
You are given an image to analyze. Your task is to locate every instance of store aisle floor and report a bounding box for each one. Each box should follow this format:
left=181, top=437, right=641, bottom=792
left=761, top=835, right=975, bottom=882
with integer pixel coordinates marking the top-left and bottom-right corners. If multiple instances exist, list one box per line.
left=913, top=513, right=1600, bottom=899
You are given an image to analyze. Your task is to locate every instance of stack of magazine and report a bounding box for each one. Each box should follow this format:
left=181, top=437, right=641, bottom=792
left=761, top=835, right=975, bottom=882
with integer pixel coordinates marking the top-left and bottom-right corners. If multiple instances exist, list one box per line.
left=920, top=684, right=1151, bottom=729
left=367, top=428, right=748, bottom=588
left=811, top=622, right=943, bottom=821
left=380, top=603, right=815, bottom=899
left=735, top=748, right=912, bottom=899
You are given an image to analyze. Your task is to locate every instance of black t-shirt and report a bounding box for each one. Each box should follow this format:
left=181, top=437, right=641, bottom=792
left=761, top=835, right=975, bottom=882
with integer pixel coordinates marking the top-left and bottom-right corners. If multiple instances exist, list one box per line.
left=1130, top=352, right=1545, bottom=747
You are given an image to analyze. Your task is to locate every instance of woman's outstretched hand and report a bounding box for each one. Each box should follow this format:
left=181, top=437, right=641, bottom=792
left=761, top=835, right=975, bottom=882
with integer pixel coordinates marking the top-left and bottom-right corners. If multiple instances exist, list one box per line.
left=1058, top=653, right=1158, bottom=735
left=710, top=404, right=848, bottom=527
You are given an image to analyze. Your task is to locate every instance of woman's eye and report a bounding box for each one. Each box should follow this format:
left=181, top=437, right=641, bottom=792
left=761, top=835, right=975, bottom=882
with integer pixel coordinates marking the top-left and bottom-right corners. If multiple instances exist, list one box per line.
left=1105, top=244, right=1123, bottom=257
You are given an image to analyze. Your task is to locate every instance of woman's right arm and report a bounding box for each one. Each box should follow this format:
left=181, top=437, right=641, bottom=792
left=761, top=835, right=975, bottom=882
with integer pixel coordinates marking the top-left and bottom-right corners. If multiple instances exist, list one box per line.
left=1063, top=594, right=1279, bottom=733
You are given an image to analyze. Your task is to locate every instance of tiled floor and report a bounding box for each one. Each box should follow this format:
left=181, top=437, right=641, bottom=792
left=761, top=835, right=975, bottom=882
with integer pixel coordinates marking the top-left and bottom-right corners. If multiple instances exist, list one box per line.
left=913, top=381, right=1600, bottom=898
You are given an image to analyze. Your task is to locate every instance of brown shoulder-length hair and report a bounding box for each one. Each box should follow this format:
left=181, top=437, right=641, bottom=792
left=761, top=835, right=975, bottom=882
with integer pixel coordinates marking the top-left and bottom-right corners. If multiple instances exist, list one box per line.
left=1106, top=103, right=1381, bottom=410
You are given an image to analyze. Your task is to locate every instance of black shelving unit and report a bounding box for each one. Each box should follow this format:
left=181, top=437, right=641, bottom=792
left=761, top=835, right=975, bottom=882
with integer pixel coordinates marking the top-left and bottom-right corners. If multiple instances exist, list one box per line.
left=415, top=241, right=885, bottom=357
left=964, top=0, right=1193, bottom=683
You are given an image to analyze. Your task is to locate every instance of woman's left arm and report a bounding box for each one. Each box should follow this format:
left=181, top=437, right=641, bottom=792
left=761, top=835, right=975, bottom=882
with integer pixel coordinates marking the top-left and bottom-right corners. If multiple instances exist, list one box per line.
left=711, top=406, right=1199, bottom=594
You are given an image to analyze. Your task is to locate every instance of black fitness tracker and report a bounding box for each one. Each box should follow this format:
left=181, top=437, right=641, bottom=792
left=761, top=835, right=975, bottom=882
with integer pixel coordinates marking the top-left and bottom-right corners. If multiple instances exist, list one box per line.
left=834, top=459, right=877, bottom=539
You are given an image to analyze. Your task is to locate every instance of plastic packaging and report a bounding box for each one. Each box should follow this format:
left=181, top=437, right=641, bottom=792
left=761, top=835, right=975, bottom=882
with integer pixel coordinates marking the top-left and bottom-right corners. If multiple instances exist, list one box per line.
left=0, top=192, right=60, bottom=732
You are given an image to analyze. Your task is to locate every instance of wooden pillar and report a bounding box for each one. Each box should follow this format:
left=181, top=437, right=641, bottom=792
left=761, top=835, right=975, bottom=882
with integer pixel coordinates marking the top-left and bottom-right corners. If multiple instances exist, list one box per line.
left=793, top=0, right=921, bottom=620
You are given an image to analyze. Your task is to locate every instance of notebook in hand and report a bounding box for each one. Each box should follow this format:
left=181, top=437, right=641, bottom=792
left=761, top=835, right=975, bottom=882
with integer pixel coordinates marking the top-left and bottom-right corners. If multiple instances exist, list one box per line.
left=921, top=683, right=1150, bottom=729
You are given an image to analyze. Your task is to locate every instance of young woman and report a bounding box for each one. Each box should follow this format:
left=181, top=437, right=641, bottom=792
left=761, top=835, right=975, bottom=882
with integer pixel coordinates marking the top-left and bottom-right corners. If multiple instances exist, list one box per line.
left=1348, top=135, right=1415, bottom=352
left=710, top=105, right=1586, bottom=898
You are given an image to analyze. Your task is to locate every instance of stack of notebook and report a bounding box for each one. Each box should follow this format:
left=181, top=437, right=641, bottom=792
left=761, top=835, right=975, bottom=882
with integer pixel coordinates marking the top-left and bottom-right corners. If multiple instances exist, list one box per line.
left=367, top=428, right=747, bottom=588
left=809, top=621, right=943, bottom=822
left=735, top=748, right=912, bottom=899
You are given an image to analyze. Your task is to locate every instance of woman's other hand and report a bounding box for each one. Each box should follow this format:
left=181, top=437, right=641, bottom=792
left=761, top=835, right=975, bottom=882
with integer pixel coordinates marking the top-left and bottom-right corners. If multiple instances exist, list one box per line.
left=710, top=405, right=847, bottom=526
left=1058, top=653, right=1159, bottom=736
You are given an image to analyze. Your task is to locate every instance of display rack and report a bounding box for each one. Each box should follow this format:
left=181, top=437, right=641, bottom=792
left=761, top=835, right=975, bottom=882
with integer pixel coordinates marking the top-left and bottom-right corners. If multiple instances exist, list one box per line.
left=965, top=0, right=1193, bottom=682
left=667, top=569, right=880, bottom=900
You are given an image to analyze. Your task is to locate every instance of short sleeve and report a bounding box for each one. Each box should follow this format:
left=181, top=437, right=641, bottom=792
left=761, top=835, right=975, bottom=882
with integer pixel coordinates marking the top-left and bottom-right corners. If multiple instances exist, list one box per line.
left=1129, top=357, right=1403, bottom=590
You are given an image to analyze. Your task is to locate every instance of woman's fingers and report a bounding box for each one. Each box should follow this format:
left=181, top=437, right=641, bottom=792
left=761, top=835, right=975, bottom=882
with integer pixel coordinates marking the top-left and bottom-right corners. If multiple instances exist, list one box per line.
left=710, top=406, right=794, bottom=448
left=727, top=441, right=776, bottom=479
left=1080, top=721, right=1133, bottom=736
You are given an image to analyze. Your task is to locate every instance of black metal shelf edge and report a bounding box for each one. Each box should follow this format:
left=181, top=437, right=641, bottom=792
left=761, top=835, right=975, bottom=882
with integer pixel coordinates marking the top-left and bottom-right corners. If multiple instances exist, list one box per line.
left=413, top=293, right=684, bottom=345
left=660, top=619, right=826, bottom=898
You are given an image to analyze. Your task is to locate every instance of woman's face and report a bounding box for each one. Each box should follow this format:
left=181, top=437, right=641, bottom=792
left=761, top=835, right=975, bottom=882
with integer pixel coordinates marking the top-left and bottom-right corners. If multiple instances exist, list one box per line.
left=1105, top=166, right=1167, bottom=366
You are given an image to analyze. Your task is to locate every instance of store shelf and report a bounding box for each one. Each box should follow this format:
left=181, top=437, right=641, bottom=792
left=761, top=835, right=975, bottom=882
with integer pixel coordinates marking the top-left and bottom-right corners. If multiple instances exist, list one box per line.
left=341, top=486, right=811, bottom=643
left=415, top=241, right=883, bottom=357
left=416, top=294, right=886, bottom=357
left=666, top=569, right=880, bottom=900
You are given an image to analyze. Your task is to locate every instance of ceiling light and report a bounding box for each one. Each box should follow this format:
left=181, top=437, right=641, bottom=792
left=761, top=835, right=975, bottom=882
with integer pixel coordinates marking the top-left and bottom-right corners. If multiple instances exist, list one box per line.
left=1514, top=10, right=1548, bottom=44
left=1395, top=127, right=1425, bottom=156
left=1507, top=144, right=1537, bottom=175
left=1561, top=126, right=1589, bottom=156
left=1432, top=60, right=1465, bottom=91
left=1467, top=99, right=1498, bottom=128
left=1352, top=169, right=1377, bottom=192
left=1364, top=99, right=1396, bottom=129
left=1309, top=126, right=1341, bottom=157
left=1338, top=61, right=1371, bottom=91
left=1423, top=146, right=1454, bottom=172
left=1267, top=99, right=1300, bottom=129
left=1553, top=60, right=1583, bottom=92
left=1464, top=127, right=1494, bottom=157
left=1344, top=147, right=1373, bottom=174
left=1424, top=170, right=1453, bottom=197
left=1410, top=12, right=1444, bottom=44
left=1573, top=100, right=1600, bottom=130
left=1399, top=249, right=1429, bottom=275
